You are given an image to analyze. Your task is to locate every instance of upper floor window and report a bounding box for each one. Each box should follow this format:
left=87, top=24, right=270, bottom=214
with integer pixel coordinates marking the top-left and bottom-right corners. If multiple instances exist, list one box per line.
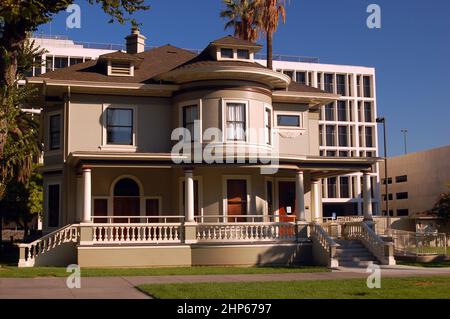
left=221, top=48, right=234, bottom=59
left=49, top=114, right=61, bottom=150
left=337, top=101, right=347, bottom=121
left=325, top=125, right=336, bottom=146
left=396, top=192, right=408, bottom=200
left=363, top=76, right=372, bottom=97
left=264, top=108, right=272, bottom=145
left=396, top=175, right=408, bottom=183
left=69, top=57, right=84, bottom=66
left=237, top=49, right=250, bottom=59
left=226, top=102, right=246, bottom=141
left=338, top=126, right=348, bottom=147
left=325, top=103, right=334, bottom=121
left=182, top=105, right=199, bottom=142
left=106, top=108, right=133, bottom=145
left=336, top=74, right=346, bottom=95
left=295, top=72, right=306, bottom=85
left=365, top=126, right=373, bottom=147
left=324, top=73, right=334, bottom=93
left=277, top=114, right=301, bottom=128
left=364, top=102, right=372, bottom=122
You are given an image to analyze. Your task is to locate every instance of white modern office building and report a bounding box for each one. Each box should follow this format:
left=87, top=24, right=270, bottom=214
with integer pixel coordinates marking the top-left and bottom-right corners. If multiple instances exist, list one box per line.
left=28, top=34, right=381, bottom=218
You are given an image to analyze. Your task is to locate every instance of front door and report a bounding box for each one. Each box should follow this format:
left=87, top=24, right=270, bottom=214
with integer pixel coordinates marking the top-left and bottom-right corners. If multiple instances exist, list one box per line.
left=278, top=181, right=296, bottom=223
left=114, top=197, right=140, bottom=223
left=227, top=179, right=247, bottom=222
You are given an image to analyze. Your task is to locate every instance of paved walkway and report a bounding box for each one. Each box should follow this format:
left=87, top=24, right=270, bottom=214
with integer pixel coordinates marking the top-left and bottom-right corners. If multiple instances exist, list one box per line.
left=1, top=266, right=449, bottom=299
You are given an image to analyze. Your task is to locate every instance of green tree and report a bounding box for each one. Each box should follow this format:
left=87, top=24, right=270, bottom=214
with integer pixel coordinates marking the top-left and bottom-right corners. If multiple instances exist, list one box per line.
left=220, top=0, right=261, bottom=42
left=0, top=164, right=43, bottom=239
left=0, top=0, right=150, bottom=175
left=432, top=183, right=450, bottom=221
left=255, top=0, right=288, bottom=69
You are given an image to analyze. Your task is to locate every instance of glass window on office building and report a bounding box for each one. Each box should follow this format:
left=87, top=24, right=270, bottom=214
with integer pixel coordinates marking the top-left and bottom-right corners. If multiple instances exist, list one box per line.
left=319, top=125, right=323, bottom=146
left=340, top=177, right=350, bottom=198
left=337, top=74, right=346, bottom=95
left=326, top=150, right=336, bottom=157
left=339, top=151, right=349, bottom=157
left=54, top=57, right=68, bottom=69
left=295, top=71, right=306, bottom=85
left=317, top=73, right=322, bottom=89
left=70, top=57, right=84, bottom=66
left=365, top=127, right=373, bottom=147
left=337, top=101, right=347, bottom=121
left=325, top=103, right=334, bottom=121
left=46, top=56, right=54, bottom=72
left=363, top=76, right=372, bottom=97
left=364, top=102, right=372, bottom=122
left=338, top=126, right=348, bottom=147
left=326, top=125, right=336, bottom=146
left=327, top=177, right=337, bottom=198
left=324, top=73, right=334, bottom=93
left=396, top=175, right=408, bottom=183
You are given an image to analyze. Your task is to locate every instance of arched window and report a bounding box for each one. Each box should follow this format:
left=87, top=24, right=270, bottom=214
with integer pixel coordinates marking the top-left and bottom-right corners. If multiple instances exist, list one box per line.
left=113, top=178, right=140, bottom=197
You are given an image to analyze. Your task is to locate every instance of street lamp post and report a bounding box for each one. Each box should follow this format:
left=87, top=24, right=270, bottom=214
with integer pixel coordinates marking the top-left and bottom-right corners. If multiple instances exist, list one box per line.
left=376, top=117, right=390, bottom=235
left=401, top=129, right=408, bottom=154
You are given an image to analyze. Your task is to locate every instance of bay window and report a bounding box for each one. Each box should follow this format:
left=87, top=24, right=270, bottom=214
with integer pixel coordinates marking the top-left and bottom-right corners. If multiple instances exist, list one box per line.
left=226, top=102, right=246, bottom=141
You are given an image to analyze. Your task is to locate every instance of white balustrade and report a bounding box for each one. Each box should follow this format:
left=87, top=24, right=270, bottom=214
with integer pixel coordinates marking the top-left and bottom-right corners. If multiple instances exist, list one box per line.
left=92, top=223, right=182, bottom=244
left=196, top=222, right=297, bottom=242
left=18, top=225, right=80, bottom=267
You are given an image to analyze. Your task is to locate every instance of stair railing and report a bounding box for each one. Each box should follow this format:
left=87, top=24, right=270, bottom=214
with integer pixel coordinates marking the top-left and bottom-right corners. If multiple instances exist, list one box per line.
left=343, top=221, right=395, bottom=265
left=18, top=224, right=80, bottom=267
left=309, top=223, right=339, bottom=268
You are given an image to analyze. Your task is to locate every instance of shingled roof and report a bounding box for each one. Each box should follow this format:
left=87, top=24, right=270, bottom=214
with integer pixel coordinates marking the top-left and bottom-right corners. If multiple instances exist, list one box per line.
left=210, top=35, right=263, bottom=48
left=38, top=45, right=197, bottom=84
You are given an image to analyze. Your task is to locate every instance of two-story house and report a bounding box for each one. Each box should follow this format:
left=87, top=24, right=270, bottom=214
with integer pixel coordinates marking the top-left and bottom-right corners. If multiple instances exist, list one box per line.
left=21, top=29, right=394, bottom=268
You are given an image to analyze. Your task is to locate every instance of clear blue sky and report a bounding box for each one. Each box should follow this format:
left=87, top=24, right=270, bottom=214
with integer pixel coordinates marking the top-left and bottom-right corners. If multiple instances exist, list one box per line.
left=37, top=0, right=450, bottom=156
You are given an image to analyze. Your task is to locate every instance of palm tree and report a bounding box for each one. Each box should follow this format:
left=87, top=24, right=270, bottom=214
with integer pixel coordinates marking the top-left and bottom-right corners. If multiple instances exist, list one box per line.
left=255, top=0, right=287, bottom=69
left=220, top=0, right=261, bottom=42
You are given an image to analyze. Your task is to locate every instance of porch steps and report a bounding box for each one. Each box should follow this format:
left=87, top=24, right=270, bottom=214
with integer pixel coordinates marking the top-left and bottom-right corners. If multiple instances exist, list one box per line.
left=335, top=239, right=378, bottom=268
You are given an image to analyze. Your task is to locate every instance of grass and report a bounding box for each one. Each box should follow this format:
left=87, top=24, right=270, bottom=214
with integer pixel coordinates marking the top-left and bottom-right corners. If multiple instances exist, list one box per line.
left=0, top=265, right=329, bottom=278
left=397, top=260, right=450, bottom=268
left=138, top=276, right=450, bottom=299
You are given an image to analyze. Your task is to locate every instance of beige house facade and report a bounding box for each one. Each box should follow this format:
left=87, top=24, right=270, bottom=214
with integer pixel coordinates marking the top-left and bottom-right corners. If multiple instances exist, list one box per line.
left=20, top=30, right=394, bottom=268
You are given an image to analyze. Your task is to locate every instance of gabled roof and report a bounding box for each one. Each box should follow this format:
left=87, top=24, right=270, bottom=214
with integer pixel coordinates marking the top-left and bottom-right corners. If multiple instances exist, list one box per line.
left=98, top=50, right=144, bottom=63
left=210, top=35, right=263, bottom=49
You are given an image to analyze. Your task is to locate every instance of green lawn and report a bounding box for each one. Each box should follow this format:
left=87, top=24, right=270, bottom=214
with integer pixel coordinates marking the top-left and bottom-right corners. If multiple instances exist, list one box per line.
left=138, top=276, right=450, bottom=299
left=0, top=265, right=328, bottom=278
left=397, top=260, right=450, bottom=268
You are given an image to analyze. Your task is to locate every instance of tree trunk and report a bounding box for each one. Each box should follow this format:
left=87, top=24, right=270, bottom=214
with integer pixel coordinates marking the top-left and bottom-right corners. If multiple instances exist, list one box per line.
left=266, top=32, right=273, bottom=69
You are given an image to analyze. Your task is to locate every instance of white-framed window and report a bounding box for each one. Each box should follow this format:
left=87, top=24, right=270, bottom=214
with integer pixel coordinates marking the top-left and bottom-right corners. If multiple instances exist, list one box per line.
left=222, top=100, right=248, bottom=142
left=216, top=47, right=254, bottom=61
left=101, top=104, right=137, bottom=150
left=275, top=111, right=303, bottom=129
left=264, top=106, right=272, bottom=145
left=49, top=112, right=62, bottom=151
left=179, top=99, right=202, bottom=142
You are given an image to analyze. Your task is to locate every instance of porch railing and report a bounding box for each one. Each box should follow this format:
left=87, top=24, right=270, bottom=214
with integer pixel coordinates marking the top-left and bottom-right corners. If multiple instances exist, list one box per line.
left=92, top=223, right=183, bottom=244
left=390, top=229, right=448, bottom=256
left=196, top=222, right=297, bottom=242
left=91, top=215, right=184, bottom=223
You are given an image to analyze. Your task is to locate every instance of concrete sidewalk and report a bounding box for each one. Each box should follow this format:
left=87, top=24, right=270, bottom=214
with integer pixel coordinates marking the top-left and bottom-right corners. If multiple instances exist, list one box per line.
left=1, top=266, right=449, bottom=299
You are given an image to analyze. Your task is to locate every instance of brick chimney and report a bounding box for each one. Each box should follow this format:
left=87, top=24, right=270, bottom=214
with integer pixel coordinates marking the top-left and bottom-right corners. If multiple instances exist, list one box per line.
left=125, top=27, right=146, bottom=54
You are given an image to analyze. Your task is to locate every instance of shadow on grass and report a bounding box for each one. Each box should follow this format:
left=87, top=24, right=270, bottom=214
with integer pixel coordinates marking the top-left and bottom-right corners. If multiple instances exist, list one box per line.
left=0, top=242, right=19, bottom=266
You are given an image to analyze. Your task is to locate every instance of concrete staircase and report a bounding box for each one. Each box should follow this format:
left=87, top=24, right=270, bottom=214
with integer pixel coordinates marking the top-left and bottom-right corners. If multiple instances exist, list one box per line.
left=334, top=239, right=378, bottom=268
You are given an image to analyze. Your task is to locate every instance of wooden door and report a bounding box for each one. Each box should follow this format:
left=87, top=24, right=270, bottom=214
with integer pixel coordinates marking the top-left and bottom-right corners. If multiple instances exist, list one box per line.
left=227, top=179, right=247, bottom=222
left=114, top=197, right=140, bottom=223
left=93, top=199, right=108, bottom=223
left=278, top=181, right=296, bottom=223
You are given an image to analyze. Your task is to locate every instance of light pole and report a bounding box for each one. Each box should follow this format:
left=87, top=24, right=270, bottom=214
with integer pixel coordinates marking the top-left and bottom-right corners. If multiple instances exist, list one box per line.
left=376, top=117, right=390, bottom=234
left=401, top=129, right=408, bottom=154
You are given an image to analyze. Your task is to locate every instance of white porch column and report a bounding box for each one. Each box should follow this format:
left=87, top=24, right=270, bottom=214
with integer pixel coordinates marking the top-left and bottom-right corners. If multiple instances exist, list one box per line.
left=184, top=169, right=195, bottom=222
left=76, top=173, right=83, bottom=222
left=363, top=171, right=373, bottom=221
left=311, top=179, right=322, bottom=222
left=82, top=167, right=92, bottom=223
left=295, top=170, right=306, bottom=221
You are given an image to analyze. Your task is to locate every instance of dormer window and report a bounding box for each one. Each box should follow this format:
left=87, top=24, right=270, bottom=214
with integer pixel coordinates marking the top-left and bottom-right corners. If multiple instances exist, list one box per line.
left=237, top=49, right=250, bottom=59
left=220, top=48, right=234, bottom=59
left=108, top=60, right=134, bottom=77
